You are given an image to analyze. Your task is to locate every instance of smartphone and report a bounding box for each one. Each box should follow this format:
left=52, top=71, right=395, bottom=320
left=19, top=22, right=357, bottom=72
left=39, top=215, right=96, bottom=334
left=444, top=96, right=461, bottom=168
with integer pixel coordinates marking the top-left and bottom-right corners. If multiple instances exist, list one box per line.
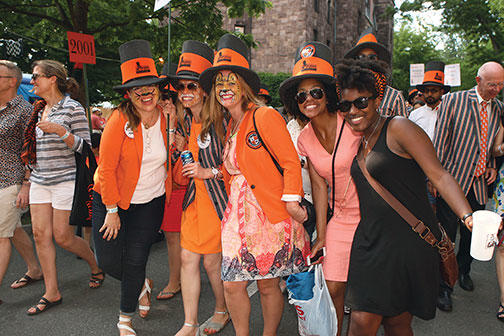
left=307, top=247, right=326, bottom=266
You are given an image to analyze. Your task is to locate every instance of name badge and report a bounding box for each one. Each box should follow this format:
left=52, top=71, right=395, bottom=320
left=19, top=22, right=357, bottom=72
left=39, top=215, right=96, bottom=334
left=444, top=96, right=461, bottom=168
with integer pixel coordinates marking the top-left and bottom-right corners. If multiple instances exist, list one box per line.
left=124, top=122, right=134, bottom=138
left=197, top=133, right=211, bottom=149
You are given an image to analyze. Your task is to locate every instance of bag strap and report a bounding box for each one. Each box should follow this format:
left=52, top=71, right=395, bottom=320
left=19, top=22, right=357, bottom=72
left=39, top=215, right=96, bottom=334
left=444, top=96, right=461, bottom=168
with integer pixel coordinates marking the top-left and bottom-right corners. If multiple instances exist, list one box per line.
left=252, top=107, right=284, bottom=175
left=356, top=155, right=439, bottom=247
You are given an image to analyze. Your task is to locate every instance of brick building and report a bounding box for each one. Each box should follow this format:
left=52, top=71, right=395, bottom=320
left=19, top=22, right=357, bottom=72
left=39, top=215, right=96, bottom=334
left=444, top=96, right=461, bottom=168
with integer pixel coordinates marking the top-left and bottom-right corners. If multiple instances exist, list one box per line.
left=221, top=0, right=395, bottom=73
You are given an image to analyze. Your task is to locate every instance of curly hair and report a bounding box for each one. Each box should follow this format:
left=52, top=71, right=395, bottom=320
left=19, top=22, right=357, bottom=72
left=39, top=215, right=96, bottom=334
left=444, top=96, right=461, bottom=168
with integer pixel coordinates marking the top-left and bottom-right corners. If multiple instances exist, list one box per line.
left=334, top=59, right=389, bottom=99
left=283, top=80, right=339, bottom=123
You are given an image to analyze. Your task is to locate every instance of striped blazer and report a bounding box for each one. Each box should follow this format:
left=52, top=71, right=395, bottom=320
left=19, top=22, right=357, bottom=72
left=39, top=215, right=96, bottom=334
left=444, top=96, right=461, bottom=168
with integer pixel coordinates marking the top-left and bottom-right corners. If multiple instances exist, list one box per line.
left=378, top=85, right=408, bottom=117
left=433, top=87, right=504, bottom=205
left=180, top=113, right=229, bottom=220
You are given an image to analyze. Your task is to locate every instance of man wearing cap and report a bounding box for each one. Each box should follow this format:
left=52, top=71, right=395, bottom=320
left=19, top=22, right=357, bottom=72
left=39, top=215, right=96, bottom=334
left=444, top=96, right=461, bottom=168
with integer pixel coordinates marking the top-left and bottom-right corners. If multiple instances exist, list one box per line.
left=407, top=88, right=424, bottom=113
left=344, top=27, right=408, bottom=117
left=433, top=61, right=504, bottom=312
left=91, top=107, right=105, bottom=131
left=409, top=61, right=450, bottom=141
left=0, top=60, right=43, bottom=305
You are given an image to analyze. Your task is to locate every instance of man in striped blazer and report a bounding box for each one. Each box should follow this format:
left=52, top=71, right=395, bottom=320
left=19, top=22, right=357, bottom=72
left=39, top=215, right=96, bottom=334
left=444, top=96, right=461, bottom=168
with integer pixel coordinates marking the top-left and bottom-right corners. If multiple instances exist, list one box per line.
left=433, top=61, right=504, bottom=312
left=344, top=27, right=408, bottom=117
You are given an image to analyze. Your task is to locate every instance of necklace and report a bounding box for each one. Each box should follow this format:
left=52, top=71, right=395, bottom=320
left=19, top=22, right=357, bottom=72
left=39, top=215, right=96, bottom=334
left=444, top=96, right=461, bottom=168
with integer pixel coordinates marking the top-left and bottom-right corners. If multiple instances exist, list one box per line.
left=230, top=113, right=245, bottom=139
left=142, top=112, right=158, bottom=129
left=362, top=116, right=382, bottom=150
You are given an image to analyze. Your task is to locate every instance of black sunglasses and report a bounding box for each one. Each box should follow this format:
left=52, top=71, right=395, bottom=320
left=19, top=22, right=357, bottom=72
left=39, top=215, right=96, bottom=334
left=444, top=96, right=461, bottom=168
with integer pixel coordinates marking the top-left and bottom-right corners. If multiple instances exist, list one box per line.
left=338, top=96, right=376, bottom=112
left=295, top=88, right=324, bottom=104
left=174, top=82, right=199, bottom=91
left=31, top=73, right=48, bottom=81
left=356, top=54, right=378, bottom=60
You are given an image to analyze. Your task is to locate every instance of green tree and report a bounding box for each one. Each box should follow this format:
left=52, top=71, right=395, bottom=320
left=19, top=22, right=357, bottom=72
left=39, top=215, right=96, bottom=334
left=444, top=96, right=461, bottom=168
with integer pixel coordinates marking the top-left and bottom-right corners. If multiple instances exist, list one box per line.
left=0, top=0, right=270, bottom=104
left=392, top=22, right=440, bottom=94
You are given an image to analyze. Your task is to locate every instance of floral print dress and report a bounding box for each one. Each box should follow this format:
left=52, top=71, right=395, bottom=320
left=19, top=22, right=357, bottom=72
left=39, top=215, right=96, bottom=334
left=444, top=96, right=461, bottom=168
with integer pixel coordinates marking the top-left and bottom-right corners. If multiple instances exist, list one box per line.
left=220, top=133, right=310, bottom=281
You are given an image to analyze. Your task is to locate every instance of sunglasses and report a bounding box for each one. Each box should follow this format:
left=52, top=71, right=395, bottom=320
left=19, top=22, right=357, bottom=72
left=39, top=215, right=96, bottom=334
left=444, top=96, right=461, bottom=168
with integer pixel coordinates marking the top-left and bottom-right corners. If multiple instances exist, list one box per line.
left=295, top=88, right=324, bottom=104
left=174, top=82, right=199, bottom=91
left=31, top=73, right=48, bottom=81
left=338, top=96, right=375, bottom=112
left=356, top=54, right=378, bottom=60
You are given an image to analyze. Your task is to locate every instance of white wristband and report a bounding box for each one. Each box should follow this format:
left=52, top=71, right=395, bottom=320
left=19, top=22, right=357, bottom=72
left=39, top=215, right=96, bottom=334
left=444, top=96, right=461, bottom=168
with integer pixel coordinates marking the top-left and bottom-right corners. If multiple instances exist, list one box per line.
left=60, top=130, right=70, bottom=140
left=106, top=207, right=118, bottom=214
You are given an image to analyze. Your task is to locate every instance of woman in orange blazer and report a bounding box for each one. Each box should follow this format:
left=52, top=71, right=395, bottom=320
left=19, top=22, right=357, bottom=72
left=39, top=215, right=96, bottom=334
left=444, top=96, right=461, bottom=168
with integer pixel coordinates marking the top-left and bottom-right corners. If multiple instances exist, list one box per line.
left=200, top=34, right=310, bottom=336
left=91, top=40, right=173, bottom=336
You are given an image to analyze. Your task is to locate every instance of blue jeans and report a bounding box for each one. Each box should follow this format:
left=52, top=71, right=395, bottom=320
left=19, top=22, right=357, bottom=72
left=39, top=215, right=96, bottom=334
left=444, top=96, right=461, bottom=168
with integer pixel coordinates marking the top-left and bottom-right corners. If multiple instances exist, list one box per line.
left=92, top=191, right=165, bottom=313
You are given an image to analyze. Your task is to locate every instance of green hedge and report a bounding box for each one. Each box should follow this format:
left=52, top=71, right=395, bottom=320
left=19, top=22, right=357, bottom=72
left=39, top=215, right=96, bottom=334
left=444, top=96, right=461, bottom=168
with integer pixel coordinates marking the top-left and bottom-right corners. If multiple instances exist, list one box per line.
left=258, top=72, right=291, bottom=108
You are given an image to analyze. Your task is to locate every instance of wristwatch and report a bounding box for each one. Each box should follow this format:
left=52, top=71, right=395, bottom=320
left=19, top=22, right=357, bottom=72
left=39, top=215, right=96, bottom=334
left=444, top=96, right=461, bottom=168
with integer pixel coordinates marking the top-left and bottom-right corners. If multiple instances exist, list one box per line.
left=211, top=167, right=221, bottom=179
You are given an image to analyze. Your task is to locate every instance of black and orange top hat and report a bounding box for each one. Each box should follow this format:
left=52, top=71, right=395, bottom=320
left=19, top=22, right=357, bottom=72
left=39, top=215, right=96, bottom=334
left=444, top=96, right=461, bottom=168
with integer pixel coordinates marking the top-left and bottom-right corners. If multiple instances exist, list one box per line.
left=199, top=34, right=260, bottom=94
left=416, top=61, right=450, bottom=93
left=344, top=27, right=391, bottom=63
left=278, top=41, right=335, bottom=106
left=113, top=39, right=168, bottom=92
left=169, top=40, right=214, bottom=82
left=258, top=83, right=272, bottom=104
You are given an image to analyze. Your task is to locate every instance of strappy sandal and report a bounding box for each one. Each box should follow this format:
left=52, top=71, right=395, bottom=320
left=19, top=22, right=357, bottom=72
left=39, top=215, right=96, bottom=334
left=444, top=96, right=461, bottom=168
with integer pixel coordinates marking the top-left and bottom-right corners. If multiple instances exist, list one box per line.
left=497, top=303, right=504, bottom=322
left=26, top=296, right=62, bottom=315
left=200, top=311, right=230, bottom=335
left=11, top=274, right=43, bottom=289
left=183, top=322, right=200, bottom=336
left=89, top=271, right=105, bottom=289
left=117, top=315, right=136, bottom=336
left=138, top=278, right=152, bottom=318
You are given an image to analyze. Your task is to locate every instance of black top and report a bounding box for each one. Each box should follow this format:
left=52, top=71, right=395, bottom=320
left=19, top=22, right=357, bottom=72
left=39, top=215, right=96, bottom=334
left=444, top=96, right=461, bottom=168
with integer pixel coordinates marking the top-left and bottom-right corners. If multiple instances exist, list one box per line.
left=346, top=117, right=440, bottom=320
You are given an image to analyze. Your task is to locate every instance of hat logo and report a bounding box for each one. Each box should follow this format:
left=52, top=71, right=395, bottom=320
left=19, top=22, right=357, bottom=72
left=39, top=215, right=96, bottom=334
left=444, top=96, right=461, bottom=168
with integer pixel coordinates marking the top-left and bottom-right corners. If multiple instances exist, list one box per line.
left=300, top=45, right=315, bottom=58
left=301, top=60, right=317, bottom=72
left=217, top=51, right=232, bottom=63
left=246, top=131, right=262, bottom=149
left=179, top=56, right=191, bottom=68
left=136, top=61, right=151, bottom=74
left=434, top=72, right=442, bottom=81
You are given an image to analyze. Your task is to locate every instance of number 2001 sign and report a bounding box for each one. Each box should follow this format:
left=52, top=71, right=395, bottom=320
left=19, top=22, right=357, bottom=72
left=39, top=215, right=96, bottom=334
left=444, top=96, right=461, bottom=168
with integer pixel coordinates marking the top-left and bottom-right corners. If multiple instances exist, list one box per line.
left=67, top=31, right=96, bottom=65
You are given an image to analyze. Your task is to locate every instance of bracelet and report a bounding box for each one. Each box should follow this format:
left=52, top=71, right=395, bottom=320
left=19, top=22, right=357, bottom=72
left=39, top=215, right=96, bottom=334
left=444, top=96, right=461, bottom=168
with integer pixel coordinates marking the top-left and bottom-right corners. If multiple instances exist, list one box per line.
left=168, top=129, right=176, bottom=134
left=499, top=144, right=504, bottom=154
left=106, top=207, right=118, bottom=214
left=461, top=213, right=473, bottom=222
left=60, top=130, right=70, bottom=140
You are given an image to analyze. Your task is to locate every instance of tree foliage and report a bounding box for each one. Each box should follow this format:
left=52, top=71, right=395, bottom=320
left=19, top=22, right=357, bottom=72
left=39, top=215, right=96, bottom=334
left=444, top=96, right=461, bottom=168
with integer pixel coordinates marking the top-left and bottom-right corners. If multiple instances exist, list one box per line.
left=0, top=0, right=270, bottom=104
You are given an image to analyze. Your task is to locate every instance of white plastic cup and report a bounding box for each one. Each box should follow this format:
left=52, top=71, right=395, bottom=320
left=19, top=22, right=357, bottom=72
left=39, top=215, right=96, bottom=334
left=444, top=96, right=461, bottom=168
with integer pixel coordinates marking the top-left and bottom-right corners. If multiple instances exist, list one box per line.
left=470, top=210, right=502, bottom=261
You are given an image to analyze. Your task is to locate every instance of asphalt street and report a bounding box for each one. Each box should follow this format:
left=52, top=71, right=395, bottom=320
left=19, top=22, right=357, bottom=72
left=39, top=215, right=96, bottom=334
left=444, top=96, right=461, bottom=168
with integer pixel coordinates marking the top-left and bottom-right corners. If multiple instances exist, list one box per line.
left=1, top=227, right=503, bottom=335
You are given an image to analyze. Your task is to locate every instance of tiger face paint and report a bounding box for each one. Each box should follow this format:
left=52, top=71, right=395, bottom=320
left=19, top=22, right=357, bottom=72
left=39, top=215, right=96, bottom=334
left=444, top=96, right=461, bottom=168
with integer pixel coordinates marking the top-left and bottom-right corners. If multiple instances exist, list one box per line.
left=215, top=70, right=242, bottom=109
left=128, top=84, right=160, bottom=113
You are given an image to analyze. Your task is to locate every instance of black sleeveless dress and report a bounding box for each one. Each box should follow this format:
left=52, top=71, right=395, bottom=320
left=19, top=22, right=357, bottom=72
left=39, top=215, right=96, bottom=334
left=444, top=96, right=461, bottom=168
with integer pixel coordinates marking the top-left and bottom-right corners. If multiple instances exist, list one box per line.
left=346, top=117, right=441, bottom=320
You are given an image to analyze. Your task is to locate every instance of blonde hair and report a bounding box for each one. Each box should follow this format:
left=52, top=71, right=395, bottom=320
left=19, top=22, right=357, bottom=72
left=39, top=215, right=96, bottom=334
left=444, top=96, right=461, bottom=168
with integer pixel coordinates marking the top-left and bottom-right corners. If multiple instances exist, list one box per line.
left=200, top=72, right=263, bottom=142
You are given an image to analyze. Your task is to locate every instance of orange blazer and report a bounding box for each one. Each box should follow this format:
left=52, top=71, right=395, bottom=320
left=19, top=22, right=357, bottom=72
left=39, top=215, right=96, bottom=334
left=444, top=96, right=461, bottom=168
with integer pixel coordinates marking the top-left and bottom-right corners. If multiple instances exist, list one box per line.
left=231, top=105, right=303, bottom=223
left=93, top=108, right=172, bottom=209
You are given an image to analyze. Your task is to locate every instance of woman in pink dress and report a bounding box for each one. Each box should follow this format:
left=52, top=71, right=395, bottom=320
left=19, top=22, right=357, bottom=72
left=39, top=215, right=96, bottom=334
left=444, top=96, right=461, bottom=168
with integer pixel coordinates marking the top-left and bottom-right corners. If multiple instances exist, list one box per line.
left=279, top=42, right=361, bottom=335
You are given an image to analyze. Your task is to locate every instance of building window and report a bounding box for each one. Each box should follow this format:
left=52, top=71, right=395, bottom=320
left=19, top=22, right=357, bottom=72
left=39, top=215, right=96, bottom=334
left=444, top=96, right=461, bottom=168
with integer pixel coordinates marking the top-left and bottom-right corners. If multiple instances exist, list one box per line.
left=314, top=0, right=319, bottom=12
left=234, top=24, right=245, bottom=34
left=314, top=29, right=318, bottom=41
left=327, top=0, right=331, bottom=23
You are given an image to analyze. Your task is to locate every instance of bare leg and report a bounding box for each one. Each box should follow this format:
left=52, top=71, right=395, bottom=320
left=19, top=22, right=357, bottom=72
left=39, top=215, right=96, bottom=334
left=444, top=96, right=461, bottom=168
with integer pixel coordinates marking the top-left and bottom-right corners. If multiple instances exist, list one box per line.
left=223, top=281, right=250, bottom=336
left=496, top=246, right=504, bottom=313
left=257, top=278, right=284, bottom=336
left=83, top=226, right=92, bottom=248
left=348, top=311, right=383, bottom=336
left=51, top=209, right=101, bottom=275
left=0, top=238, right=12, bottom=287
left=159, top=231, right=181, bottom=297
left=326, top=280, right=346, bottom=336
left=202, top=252, right=229, bottom=333
left=382, top=312, right=413, bottom=336
left=11, top=227, right=42, bottom=281
left=175, top=248, right=201, bottom=336
left=28, top=204, right=60, bottom=313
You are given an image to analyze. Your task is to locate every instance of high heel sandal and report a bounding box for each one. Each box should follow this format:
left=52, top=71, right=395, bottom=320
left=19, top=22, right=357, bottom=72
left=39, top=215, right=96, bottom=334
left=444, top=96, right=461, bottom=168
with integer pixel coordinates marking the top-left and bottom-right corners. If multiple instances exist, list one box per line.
left=117, top=315, right=136, bottom=336
left=497, top=303, right=504, bottom=322
left=138, top=278, right=152, bottom=318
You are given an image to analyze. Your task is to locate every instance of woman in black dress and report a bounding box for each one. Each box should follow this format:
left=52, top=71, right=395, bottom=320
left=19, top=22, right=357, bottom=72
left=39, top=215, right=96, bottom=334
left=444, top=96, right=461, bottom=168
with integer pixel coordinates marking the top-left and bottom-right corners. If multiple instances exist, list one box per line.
left=334, top=61, right=473, bottom=335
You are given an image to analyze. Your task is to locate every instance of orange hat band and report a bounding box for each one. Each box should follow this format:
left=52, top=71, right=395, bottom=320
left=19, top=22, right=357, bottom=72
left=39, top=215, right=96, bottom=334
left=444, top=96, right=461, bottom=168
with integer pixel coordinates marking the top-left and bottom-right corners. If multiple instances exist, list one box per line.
left=177, top=52, right=213, bottom=76
left=423, top=70, right=445, bottom=84
left=357, top=33, right=378, bottom=45
left=120, top=57, right=159, bottom=84
left=213, top=48, right=249, bottom=69
left=292, top=57, right=333, bottom=77
left=259, top=88, right=270, bottom=96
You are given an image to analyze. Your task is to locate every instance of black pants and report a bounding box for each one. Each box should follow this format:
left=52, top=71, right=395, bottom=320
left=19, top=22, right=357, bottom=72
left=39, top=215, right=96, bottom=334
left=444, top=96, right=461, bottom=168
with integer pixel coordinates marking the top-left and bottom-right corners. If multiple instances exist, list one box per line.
left=436, top=188, right=484, bottom=290
left=92, top=191, right=165, bottom=313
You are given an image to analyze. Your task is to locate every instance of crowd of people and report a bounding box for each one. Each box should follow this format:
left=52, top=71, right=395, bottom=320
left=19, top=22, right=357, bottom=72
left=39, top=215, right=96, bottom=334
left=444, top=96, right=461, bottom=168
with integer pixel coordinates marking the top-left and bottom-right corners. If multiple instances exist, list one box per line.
left=0, top=27, right=504, bottom=336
